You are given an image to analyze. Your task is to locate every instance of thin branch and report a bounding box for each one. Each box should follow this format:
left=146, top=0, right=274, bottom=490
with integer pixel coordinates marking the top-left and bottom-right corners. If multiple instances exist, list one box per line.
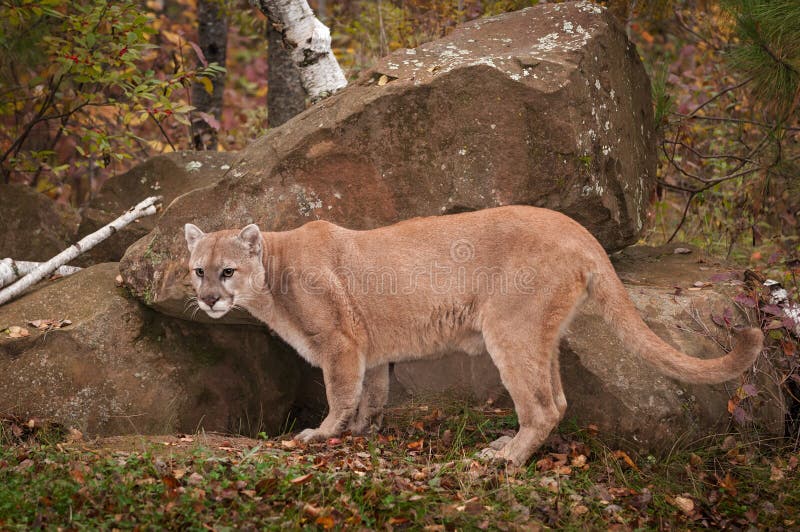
left=674, top=112, right=800, bottom=131
left=666, top=191, right=696, bottom=243
left=148, top=113, right=177, bottom=152
left=662, top=139, right=754, bottom=162
left=687, top=77, right=753, bottom=118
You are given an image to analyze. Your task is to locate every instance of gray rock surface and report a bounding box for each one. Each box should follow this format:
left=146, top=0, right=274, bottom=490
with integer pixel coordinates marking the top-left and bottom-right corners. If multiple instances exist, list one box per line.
left=0, top=263, right=305, bottom=436
left=75, top=151, right=239, bottom=265
left=0, top=184, right=80, bottom=261
left=120, top=1, right=656, bottom=318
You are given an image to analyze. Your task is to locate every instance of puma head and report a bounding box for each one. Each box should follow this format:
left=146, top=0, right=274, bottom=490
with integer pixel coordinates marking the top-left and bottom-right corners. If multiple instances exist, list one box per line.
left=184, top=223, right=265, bottom=319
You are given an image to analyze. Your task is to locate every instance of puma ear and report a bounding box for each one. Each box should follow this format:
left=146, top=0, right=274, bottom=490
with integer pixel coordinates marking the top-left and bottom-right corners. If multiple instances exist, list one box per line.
left=184, top=223, right=205, bottom=253
left=238, top=224, right=262, bottom=255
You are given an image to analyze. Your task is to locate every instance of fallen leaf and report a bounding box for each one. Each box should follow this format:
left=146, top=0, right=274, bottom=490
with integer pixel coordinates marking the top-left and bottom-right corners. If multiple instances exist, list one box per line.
left=672, top=495, right=694, bottom=515
left=407, top=439, right=424, bottom=450
left=6, top=326, right=29, bottom=338
left=162, top=474, right=180, bottom=490
left=290, top=472, right=313, bottom=485
left=570, top=454, right=587, bottom=467
left=316, top=515, right=336, bottom=529
left=770, top=465, right=785, bottom=481
left=281, top=439, right=298, bottom=449
left=66, top=428, right=83, bottom=443
left=613, top=450, right=640, bottom=471
left=377, top=74, right=389, bottom=86
left=303, top=503, right=322, bottom=517
left=571, top=504, right=589, bottom=516
left=717, top=472, right=738, bottom=495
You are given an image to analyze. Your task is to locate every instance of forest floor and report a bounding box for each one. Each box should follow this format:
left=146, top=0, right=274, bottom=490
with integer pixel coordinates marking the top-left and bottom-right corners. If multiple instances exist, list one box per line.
left=1, top=404, right=799, bottom=530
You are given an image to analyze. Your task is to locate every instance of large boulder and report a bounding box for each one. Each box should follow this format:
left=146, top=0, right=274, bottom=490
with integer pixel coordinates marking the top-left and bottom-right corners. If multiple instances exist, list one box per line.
left=75, top=151, right=239, bottom=265
left=392, top=244, right=785, bottom=451
left=0, top=184, right=80, bottom=261
left=121, top=1, right=656, bottom=317
left=0, top=263, right=309, bottom=436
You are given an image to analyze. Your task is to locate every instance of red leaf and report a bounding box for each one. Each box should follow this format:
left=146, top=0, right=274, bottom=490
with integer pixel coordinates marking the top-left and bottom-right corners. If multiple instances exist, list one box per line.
left=734, top=293, right=757, bottom=308
left=189, top=41, right=208, bottom=67
left=762, top=304, right=784, bottom=317
left=732, top=406, right=751, bottom=424
left=198, top=111, right=220, bottom=131
left=741, top=383, right=758, bottom=397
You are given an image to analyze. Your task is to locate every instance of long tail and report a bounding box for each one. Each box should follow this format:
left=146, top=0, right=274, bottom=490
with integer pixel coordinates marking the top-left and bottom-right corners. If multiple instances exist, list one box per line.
left=588, top=263, right=763, bottom=385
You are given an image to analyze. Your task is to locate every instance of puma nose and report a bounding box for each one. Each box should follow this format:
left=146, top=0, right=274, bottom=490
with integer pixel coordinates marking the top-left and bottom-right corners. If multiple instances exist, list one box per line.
left=202, top=295, right=219, bottom=308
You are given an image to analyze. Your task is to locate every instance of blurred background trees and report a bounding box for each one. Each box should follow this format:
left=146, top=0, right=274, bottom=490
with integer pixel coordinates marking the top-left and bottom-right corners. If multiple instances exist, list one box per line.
left=0, top=0, right=797, bottom=276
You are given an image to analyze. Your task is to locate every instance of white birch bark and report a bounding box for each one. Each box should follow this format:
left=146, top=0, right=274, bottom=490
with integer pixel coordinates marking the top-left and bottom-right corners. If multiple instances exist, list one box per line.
left=0, top=196, right=161, bottom=306
left=250, top=0, right=347, bottom=100
left=0, top=260, right=82, bottom=289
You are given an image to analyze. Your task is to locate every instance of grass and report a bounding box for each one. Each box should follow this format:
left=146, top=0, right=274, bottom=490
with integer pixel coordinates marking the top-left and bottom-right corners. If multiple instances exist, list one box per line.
left=1, top=406, right=799, bottom=530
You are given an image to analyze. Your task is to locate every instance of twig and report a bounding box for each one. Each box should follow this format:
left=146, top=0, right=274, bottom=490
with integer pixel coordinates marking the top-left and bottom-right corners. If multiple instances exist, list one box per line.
left=673, top=113, right=800, bottom=131
left=0, top=196, right=162, bottom=306
left=148, top=114, right=176, bottom=152
left=666, top=191, right=696, bottom=244
left=687, top=77, right=753, bottom=118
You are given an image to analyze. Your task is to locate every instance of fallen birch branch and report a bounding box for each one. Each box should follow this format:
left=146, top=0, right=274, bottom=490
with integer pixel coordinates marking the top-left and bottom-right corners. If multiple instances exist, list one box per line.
left=0, top=196, right=162, bottom=306
left=0, top=260, right=82, bottom=289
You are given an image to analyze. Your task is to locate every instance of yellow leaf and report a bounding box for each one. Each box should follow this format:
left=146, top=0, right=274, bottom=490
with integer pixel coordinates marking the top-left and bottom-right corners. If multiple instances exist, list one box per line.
left=199, top=76, right=214, bottom=96
left=147, top=140, right=173, bottom=153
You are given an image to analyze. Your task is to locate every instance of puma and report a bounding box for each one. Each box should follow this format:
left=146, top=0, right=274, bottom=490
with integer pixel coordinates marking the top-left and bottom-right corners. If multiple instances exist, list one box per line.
left=184, top=206, right=762, bottom=465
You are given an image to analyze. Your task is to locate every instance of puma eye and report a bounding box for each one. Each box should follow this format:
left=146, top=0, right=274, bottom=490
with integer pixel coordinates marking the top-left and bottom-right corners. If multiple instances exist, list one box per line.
left=194, top=268, right=204, bottom=277
left=222, top=268, right=235, bottom=278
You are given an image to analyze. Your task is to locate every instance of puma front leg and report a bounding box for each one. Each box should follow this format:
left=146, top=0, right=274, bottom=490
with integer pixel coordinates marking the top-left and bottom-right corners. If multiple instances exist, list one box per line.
left=295, top=346, right=365, bottom=443
left=348, top=364, right=389, bottom=434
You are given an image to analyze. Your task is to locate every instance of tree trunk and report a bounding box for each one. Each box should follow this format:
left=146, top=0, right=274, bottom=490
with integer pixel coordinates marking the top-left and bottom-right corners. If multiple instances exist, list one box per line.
left=267, top=19, right=306, bottom=127
left=250, top=0, right=347, bottom=100
left=191, top=0, right=229, bottom=151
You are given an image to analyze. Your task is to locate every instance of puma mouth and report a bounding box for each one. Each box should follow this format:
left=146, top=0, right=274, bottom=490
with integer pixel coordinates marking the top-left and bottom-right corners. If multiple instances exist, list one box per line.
left=198, top=301, right=232, bottom=319
left=203, top=308, right=230, bottom=319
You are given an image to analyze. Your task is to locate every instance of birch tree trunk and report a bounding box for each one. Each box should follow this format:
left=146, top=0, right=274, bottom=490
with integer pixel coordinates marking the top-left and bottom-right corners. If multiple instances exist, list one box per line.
left=0, top=196, right=161, bottom=306
left=250, top=0, right=347, bottom=100
left=0, top=260, right=81, bottom=289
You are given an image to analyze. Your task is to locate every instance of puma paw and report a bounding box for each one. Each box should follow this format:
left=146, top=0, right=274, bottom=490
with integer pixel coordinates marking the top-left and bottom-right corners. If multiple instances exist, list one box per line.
left=294, top=428, right=325, bottom=443
left=488, top=435, right=513, bottom=451
left=475, top=436, right=515, bottom=464
left=476, top=447, right=500, bottom=461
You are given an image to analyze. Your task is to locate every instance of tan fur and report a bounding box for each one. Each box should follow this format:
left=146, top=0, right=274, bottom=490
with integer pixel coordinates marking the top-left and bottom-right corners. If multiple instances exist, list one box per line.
left=184, top=206, right=762, bottom=465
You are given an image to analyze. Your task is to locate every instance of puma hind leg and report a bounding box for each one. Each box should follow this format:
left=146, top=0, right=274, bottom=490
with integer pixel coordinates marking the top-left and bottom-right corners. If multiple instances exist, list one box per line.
left=480, top=291, right=581, bottom=465
left=482, top=332, right=562, bottom=466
